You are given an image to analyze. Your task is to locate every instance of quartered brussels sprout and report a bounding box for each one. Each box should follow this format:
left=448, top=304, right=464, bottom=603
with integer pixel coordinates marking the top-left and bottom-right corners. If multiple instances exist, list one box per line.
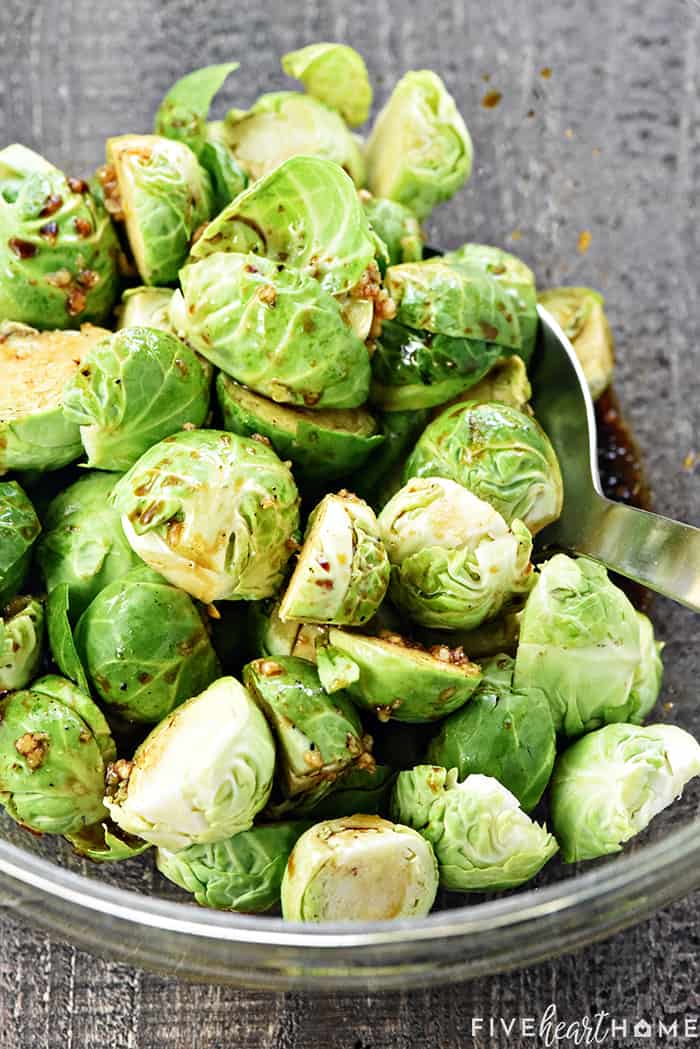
left=171, top=253, right=371, bottom=410
left=0, top=596, right=44, bottom=692
left=243, top=656, right=373, bottom=798
left=282, top=44, right=372, bottom=127
left=317, top=628, right=481, bottom=723
left=281, top=815, right=439, bottom=921
left=106, top=676, right=276, bottom=850
left=62, top=326, right=211, bottom=471
left=101, top=134, right=213, bottom=285
left=551, top=723, right=700, bottom=862
left=217, top=375, right=384, bottom=484
left=427, top=655, right=556, bottom=812
left=446, top=354, right=531, bottom=413
left=0, top=481, right=40, bottom=605
left=117, top=287, right=174, bottom=332
left=112, top=429, right=300, bottom=604
left=155, top=62, right=240, bottom=156
left=0, top=322, right=109, bottom=474
left=223, top=92, right=365, bottom=186
left=538, top=287, right=615, bottom=399
left=365, top=71, right=473, bottom=220
left=444, top=244, right=538, bottom=364
left=65, top=820, right=151, bottom=863
left=405, top=401, right=563, bottom=534
left=74, top=565, right=221, bottom=723
left=379, top=477, right=534, bottom=630
left=0, top=675, right=116, bottom=835
left=156, top=821, right=309, bottom=911
left=268, top=764, right=396, bottom=821
left=370, top=319, right=503, bottom=412
left=247, top=599, right=323, bottom=663
left=391, top=767, right=557, bottom=891
left=514, top=555, right=652, bottom=736
left=279, top=493, right=389, bottom=627
left=0, top=144, right=120, bottom=328
left=349, top=408, right=431, bottom=510
left=37, top=472, right=141, bottom=620
left=360, top=194, right=423, bottom=270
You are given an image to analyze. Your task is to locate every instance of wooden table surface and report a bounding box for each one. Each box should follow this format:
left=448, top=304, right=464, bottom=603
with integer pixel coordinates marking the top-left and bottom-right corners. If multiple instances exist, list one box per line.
left=1, top=0, right=700, bottom=1045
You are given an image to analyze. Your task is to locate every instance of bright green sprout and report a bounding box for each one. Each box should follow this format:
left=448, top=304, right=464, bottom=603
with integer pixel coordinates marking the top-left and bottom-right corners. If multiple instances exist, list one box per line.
left=282, top=43, right=372, bottom=127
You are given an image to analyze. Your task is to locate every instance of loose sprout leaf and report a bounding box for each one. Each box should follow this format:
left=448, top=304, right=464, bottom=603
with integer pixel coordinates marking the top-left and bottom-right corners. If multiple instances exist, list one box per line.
left=155, top=63, right=240, bottom=156
left=46, top=583, right=91, bottom=696
left=66, top=820, right=151, bottom=863
left=281, top=44, right=372, bottom=127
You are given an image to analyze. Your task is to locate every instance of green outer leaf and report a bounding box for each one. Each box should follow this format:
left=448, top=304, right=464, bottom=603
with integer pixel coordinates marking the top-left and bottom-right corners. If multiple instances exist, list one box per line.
left=361, top=196, right=423, bottom=270
left=46, top=583, right=91, bottom=695
left=282, top=44, right=372, bottom=127
left=155, top=63, right=239, bottom=155
left=0, top=481, right=40, bottom=605
left=0, top=597, right=44, bottom=692
left=31, top=673, right=117, bottom=763
left=200, top=133, right=248, bottom=211
left=65, top=820, right=151, bottom=863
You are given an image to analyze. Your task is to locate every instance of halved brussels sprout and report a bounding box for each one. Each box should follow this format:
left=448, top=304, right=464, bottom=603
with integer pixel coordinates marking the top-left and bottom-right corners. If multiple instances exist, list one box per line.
left=444, top=244, right=538, bottom=363
left=74, top=565, right=221, bottom=724
left=112, top=429, right=300, bottom=603
left=0, top=145, right=120, bottom=328
left=267, top=764, right=396, bottom=820
left=0, top=596, right=44, bottom=692
left=117, top=287, right=174, bottom=332
left=247, top=599, right=324, bottom=663
left=216, top=374, right=384, bottom=483
left=280, top=814, right=439, bottom=921
left=243, top=656, right=373, bottom=797
left=404, top=401, right=563, bottom=534
left=223, top=92, right=365, bottom=186
left=0, top=676, right=115, bottom=835
left=514, top=555, right=651, bottom=736
left=154, top=63, right=240, bottom=157
left=279, top=493, right=390, bottom=627
left=370, top=319, right=503, bottom=411
left=365, top=71, right=473, bottom=220
left=0, top=481, right=41, bottom=605
left=349, top=408, right=431, bottom=509
left=391, top=767, right=557, bottom=891
left=0, top=322, right=110, bottom=473
left=444, top=354, right=531, bottom=413
left=360, top=194, right=423, bottom=270
left=317, top=628, right=481, bottom=723
left=65, top=820, right=151, bottom=863
left=105, top=676, right=276, bottom=850
left=282, top=44, right=372, bottom=127
left=538, top=287, right=615, bottom=400
left=156, top=821, right=309, bottom=911
left=101, top=134, right=213, bottom=285
left=171, top=253, right=371, bottom=410
left=426, top=655, right=555, bottom=812
left=191, top=156, right=377, bottom=297
left=62, top=326, right=211, bottom=471
left=379, top=478, right=534, bottom=630
left=551, top=723, right=700, bottom=862
left=37, top=472, right=141, bottom=620
left=629, top=612, right=664, bottom=721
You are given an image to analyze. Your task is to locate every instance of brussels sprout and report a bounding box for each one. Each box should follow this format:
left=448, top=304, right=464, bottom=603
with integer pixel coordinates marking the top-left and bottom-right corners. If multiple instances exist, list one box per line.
left=391, top=767, right=557, bottom=891
left=154, top=63, right=240, bottom=157
left=172, top=253, right=371, bottom=410
left=46, top=583, right=91, bottom=695
left=384, top=259, right=521, bottom=350
left=514, top=555, right=651, bottom=736
left=0, top=481, right=41, bottom=605
left=317, top=628, right=481, bottom=723
left=426, top=655, right=555, bottom=812
left=405, top=401, right=563, bottom=534
left=360, top=194, right=423, bottom=270
left=243, top=656, right=373, bottom=798
left=279, top=493, right=389, bottom=627
left=365, top=71, right=472, bottom=220
left=0, top=145, right=120, bottom=328
left=0, top=676, right=115, bottom=835
left=112, top=429, right=300, bottom=603
left=444, top=244, right=538, bottom=363
left=629, top=612, right=664, bottom=721
left=268, top=764, right=396, bottom=820
left=445, top=355, right=531, bottom=413
left=379, top=478, right=534, bottom=630
left=65, top=820, right=151, bottom=863
left=105, top=676, right=276, bottom=850
left=538, top=287, right=615, bottom=400
left=0, top=323, right=110, bottom=474
left=216, top=375, right=384, bottom=484
left=550, top=723, right=700, bottom=862
left=117, top=287, right=174, bottom=332
left=37, top=473, right=141, bottom=620
left=247, top=599, right=324, bottom=663
left=62, top=326, right=211, bottom=471
left=101, top=134, right=213, bottom=285
left=370, top=319, right=503, bottom=412
left=32, top=673, right=116, bottom=762
left=349, top=408, right=431, bottom=509
left=281, top=814, right=439, bottom=921
left=282, top=44, right=372, bottom=127
left=0, top=597, right=44, bottom=693
left=223, top=92, right=365, bottom=186
left=74, top=566, right=221, bottom=724
left=156, top=821, right=309, bottom=911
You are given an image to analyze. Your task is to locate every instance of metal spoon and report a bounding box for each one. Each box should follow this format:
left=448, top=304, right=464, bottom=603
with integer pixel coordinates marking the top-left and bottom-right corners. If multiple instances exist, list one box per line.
left=530, top=305, right=700, bottom=612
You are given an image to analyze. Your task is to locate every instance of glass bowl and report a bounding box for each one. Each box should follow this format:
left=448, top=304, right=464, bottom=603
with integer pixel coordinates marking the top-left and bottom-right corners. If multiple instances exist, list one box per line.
left=1, top=0, right=698, bottom=991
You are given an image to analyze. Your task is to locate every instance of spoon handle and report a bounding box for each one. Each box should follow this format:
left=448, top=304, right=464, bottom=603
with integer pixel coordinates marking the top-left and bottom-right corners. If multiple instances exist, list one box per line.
left=559, top=496, right=700, bottom=612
